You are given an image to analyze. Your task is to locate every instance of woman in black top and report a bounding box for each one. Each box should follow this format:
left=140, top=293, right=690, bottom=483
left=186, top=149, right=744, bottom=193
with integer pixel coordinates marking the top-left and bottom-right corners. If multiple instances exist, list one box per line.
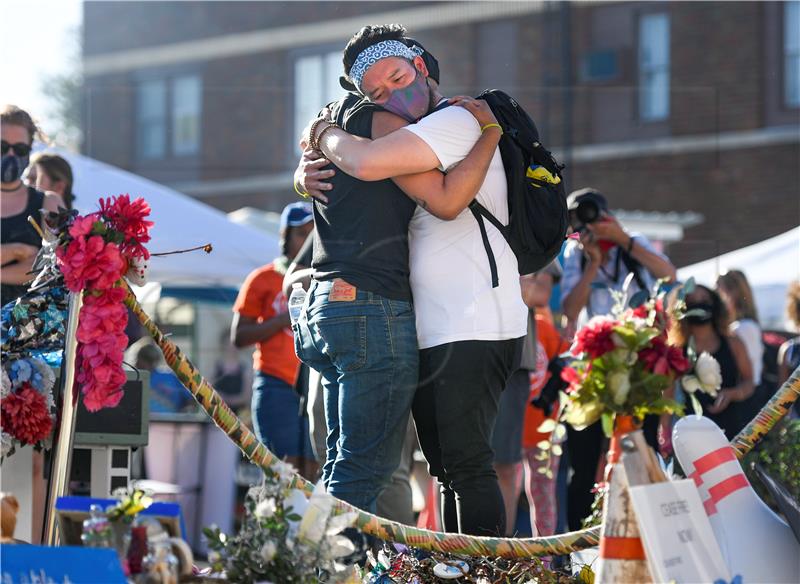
left=669, top=284, right=755, bottom=440
left=1, top=105, right=61, bottom=306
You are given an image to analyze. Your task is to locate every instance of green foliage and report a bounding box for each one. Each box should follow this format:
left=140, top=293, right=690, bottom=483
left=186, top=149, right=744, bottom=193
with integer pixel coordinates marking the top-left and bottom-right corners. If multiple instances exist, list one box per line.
left=743, top=418, right=800, bottom=513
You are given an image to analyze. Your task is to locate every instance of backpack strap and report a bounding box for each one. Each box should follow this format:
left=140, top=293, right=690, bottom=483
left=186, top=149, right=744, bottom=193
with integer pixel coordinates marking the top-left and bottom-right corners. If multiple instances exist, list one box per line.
left=469, top=201, right=509, bottom=289
left=619, top=244, right=648, bottom=292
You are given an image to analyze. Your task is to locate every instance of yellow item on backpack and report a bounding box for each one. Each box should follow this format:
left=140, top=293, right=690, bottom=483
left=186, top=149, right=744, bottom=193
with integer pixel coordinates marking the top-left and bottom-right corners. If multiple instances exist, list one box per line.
left=527, top=164, right=561, bottom=186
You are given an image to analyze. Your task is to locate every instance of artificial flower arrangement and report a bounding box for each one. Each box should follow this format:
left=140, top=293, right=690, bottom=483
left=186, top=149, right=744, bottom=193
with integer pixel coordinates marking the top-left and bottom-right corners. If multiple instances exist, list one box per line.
left=203, top=460, right=359, bottom=584
left=561, top=277, right=722, bottom=436
left=0, top=195, right=151, bottom=461
left=1, top=356, right=56, bottom=459
left=106, top=486, right=154, bottom=524
left=55, top=194, right=153, bottom=412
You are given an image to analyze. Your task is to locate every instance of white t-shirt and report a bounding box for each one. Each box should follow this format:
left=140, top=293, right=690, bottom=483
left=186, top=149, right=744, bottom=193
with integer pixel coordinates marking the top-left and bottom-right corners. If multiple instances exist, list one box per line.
left=401, top=105, right=528, bottom=350
left=730, top=318, right=763, bottom=385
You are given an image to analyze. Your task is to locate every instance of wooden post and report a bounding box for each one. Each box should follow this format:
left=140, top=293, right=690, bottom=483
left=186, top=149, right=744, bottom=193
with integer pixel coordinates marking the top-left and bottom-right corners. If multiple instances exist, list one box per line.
left=42, top=292, right=83, bottom=546
left=595, top=430, right=656, bottom=583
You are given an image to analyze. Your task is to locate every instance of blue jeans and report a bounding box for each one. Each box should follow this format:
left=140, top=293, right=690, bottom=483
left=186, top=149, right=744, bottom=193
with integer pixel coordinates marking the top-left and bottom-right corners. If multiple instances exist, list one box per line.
left=251, top=372, right=314, bottom=459
left=293, top=279, right=418, bottom=513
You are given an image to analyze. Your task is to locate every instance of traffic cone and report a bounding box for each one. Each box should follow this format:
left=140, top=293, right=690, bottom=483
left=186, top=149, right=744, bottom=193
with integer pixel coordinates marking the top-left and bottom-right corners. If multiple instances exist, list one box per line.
left=595, top=463, right=653, bottom=583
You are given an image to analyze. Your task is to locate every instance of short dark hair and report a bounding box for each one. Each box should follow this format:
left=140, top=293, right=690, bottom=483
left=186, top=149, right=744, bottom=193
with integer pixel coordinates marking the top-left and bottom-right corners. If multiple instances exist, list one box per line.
left=343, top=24, right=408, bottom=76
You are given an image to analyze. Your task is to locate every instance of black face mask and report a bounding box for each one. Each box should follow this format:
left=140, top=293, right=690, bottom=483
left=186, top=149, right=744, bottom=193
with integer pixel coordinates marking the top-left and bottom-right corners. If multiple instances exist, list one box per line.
left=684, top=302, right=714, bottom=325
left=1, top=154, right=29, bottom=184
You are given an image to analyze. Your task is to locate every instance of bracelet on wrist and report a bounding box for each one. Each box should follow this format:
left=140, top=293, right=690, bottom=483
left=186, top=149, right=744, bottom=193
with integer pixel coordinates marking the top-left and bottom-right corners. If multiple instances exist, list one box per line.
left=293, top=180, right=310, bottom=199
left=316, top=123, right=337, bottom=147
left=480, top=122, right=502, bottom=134
left=308, top=118, right=326, bottom=151
left=626, top=236, right=635, bottom=254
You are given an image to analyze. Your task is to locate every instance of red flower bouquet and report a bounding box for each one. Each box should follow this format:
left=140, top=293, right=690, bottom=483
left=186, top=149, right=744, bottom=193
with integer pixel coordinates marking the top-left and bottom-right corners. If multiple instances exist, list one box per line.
left=55, top=195, right=152, bottom=412
left=1, top=384, right=53, bottom=445
left=562, top=278, right=720, bottom=435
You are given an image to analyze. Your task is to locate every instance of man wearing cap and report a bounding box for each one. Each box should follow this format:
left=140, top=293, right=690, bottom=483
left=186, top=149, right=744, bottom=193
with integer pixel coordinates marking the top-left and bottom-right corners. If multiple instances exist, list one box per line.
left=231, top=202, right=317, bottom=480
left=560, top=188, right=676, bottom=328
left=294, top=24, right=527, bottom=536
left=560, top=187, right=676, bottom=531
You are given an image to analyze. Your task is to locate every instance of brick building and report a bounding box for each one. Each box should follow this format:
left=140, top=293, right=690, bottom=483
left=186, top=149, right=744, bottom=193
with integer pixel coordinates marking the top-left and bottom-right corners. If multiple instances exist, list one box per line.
left=82, top=1, right=800, bottom=267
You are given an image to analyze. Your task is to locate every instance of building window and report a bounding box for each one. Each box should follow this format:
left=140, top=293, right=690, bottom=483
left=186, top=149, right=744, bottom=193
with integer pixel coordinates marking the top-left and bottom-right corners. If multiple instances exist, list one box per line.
left=172, top=75, right=202, bottom=155
left=293, top=51, right=343, bottom=153
left=785, top=1, right=800, bottom=107
left=638, top=13, right=670, bottom=121
left=137, top=79, right=167, bottom=159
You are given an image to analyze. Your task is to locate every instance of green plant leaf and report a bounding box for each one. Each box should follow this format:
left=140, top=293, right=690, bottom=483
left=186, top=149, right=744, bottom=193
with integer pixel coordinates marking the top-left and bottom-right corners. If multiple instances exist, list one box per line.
left=690, top=393, right=703, bottom=417
left=601, top=411, right=615, bottom=438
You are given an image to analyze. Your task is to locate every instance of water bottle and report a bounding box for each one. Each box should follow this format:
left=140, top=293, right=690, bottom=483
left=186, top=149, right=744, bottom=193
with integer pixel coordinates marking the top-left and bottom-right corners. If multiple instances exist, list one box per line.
left=288, top=283, right=307, bottom=325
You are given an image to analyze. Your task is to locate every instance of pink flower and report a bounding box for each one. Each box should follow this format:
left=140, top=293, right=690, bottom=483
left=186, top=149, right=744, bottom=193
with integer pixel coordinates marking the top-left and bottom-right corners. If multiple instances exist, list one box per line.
left=561, top=365, right=582, bottom=394
left=57, top=236, right=104, bottom=292
left=638, top=336, right=690, bottom=376
left=68, top=214, right=100, bottom=239
left=86, top=241, right=126, bottom=290
left=1, top=385, right=53, bottom=444
left=99, top=195, right=153, bottom=259
left=572, top=316, right=618, bottom=359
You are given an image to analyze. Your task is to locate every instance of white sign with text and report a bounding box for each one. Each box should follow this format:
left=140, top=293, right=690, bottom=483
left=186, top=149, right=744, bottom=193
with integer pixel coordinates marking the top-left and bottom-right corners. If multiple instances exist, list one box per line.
left=629, top=479, right=731, bottom=583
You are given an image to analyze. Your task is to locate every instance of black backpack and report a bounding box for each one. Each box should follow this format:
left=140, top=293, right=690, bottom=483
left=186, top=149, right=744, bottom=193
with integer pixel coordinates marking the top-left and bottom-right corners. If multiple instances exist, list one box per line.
left=472, top=89, right=569, bottom=287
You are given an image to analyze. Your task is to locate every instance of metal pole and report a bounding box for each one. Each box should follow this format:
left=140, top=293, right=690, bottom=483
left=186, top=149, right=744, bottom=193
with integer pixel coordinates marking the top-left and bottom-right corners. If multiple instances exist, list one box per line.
left=42, top=291, right=83, bottom=546
left=560, top=1, right=574, bottom=188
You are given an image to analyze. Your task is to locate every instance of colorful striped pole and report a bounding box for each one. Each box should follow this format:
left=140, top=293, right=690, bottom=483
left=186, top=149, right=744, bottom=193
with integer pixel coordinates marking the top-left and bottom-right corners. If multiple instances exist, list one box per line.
left=730, top=365, right=800, bottom=458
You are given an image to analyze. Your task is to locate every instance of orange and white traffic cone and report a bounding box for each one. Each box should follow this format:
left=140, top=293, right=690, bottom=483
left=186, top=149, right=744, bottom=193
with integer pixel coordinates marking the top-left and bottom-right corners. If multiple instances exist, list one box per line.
left=595, top=463, right=652, bottom=584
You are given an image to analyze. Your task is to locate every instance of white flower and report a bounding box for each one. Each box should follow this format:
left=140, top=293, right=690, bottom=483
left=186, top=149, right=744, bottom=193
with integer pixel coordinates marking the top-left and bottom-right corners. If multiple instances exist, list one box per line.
left=682, top=375, right=703, bottom=394
left=695, top=352, right=722, bottom=394
left=608, top=370, right=631, bottom=406
left=1, top=369, right=10, bottom=399
left=207, top=551, right=222, bottom=564
left=327, top=534, right=356, bottom=559
left=271, top=460, right=297, bottom=486
left=254, top=498, right=277, bottom=519
left=260, top=540, right=277, bottom=563
left=564, top=400, right=604, bottom=430
left=1, top=432, right=14, bottom=458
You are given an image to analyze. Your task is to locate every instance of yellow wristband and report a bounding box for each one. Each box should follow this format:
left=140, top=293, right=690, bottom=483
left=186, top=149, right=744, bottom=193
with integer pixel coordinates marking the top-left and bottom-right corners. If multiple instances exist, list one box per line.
left=481, top=123, right=502, bottom=134
left=293, top=180, right=310, bottom=199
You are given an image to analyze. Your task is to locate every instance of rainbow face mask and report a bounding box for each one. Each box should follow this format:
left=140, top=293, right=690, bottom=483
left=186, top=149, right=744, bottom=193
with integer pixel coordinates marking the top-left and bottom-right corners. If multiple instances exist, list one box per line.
left=382, top=71, right=432, bottom=122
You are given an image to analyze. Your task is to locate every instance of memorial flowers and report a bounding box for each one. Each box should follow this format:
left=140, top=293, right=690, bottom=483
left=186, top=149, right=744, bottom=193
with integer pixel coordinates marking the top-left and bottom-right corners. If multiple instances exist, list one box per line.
left=204, top=466, right=359, bottom=584
left=56, top=195, right=152, bottom=412
left=562, top=278, right=721, bottom=436
left=0, top=356, right=57, bottom=459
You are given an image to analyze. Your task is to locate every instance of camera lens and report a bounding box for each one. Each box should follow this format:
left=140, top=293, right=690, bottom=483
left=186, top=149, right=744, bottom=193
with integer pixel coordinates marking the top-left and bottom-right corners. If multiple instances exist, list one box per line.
left=576, top=200, right=599, bottom=224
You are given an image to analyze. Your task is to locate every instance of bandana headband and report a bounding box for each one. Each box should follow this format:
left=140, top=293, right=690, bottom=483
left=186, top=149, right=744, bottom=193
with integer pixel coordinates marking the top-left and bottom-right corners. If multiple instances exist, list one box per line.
left=348, top=40, right=424, bottom=92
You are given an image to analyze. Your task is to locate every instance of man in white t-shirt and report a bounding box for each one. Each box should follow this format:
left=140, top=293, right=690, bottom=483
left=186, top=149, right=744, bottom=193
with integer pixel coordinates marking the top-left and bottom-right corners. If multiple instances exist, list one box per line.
left=298, top=24, right=528, bottom=537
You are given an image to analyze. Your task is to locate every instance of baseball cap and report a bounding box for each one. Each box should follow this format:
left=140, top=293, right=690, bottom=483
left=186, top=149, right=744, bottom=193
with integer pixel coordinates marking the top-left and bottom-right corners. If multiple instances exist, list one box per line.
left=280, top=202, right=313, bottom=231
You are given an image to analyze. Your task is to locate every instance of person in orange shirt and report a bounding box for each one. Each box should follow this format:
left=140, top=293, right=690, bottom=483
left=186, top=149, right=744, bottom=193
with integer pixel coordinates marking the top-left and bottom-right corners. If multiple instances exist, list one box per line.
left=232, top=202, right=316, bottom=478
left=521, top=313, right=569, bottom=537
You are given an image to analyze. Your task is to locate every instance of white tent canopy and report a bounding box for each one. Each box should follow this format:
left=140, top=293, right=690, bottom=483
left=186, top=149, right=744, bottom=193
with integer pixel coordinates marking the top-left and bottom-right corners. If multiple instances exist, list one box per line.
left=36, top=147, right=279, bottom=288
left=678, top=227, right=800, bottom=329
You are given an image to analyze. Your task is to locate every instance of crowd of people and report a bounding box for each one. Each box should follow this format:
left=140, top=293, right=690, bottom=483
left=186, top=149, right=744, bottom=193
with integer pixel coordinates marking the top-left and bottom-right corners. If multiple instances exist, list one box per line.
left=230, top=22, right=800, bottom=544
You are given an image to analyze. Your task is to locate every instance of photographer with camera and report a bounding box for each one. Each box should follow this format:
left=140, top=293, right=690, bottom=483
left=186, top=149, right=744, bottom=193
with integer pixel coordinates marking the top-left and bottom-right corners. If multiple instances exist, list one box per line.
left=560, top=188, right=676, bottom=530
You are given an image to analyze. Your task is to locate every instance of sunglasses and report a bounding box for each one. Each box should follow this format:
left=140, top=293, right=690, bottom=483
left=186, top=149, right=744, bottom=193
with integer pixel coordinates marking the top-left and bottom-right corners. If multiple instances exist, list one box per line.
left=1, top=141, right=32, bottom=157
